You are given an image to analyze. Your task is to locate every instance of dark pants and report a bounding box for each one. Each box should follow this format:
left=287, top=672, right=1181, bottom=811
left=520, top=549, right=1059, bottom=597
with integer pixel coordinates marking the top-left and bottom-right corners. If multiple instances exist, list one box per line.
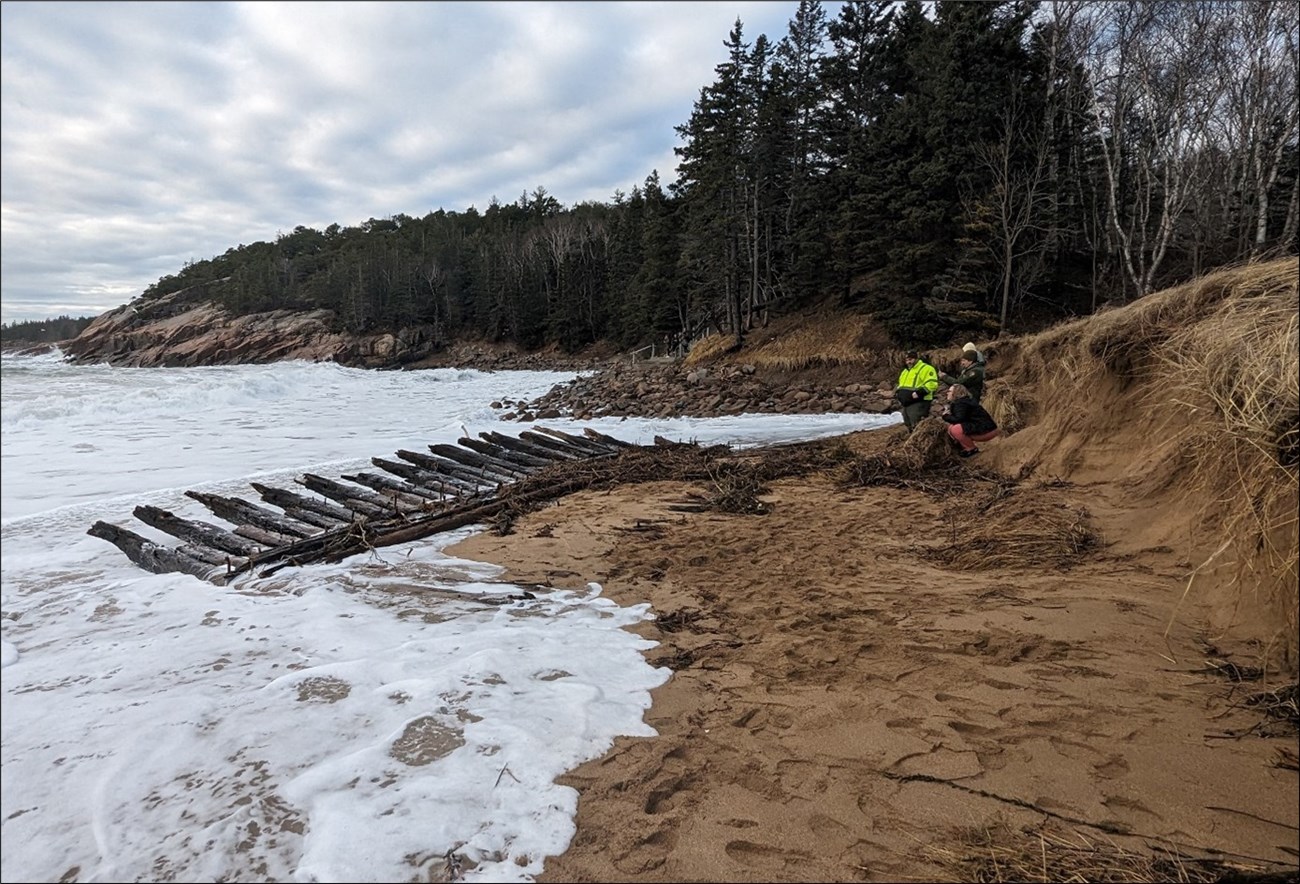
left=902, top=400, right=931, bottom=432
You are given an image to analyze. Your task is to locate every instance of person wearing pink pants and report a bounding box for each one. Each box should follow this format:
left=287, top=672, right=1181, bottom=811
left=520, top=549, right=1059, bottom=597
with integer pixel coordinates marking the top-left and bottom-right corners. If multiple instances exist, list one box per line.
left=941, top=383, right=1000, bottom=458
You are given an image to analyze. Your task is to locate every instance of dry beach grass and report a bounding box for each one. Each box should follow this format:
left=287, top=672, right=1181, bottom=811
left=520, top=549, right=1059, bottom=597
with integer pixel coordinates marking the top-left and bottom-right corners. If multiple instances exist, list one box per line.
left=449, top=258, right=1299, bottom=883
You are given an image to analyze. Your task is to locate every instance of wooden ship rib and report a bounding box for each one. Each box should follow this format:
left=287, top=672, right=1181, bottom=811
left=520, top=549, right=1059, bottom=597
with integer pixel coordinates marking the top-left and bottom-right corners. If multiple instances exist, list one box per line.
left=88, top=426, right=639, bottom=586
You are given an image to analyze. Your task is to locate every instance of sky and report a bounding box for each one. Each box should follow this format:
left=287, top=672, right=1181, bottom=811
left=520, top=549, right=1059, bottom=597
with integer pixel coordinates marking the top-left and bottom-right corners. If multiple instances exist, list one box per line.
left=0, top=1, right=802, bottom=325
left=1, top=354, right=897, bottom=881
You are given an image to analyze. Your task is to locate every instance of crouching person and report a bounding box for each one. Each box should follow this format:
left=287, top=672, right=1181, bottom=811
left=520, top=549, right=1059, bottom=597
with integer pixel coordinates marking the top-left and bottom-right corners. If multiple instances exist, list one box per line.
left=942, top=383, right=999, bottom=458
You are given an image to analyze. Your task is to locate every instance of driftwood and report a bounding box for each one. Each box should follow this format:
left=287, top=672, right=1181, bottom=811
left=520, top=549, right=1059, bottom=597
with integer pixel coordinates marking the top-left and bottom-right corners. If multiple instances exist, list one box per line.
left=87, top=427, right=710, bottom=587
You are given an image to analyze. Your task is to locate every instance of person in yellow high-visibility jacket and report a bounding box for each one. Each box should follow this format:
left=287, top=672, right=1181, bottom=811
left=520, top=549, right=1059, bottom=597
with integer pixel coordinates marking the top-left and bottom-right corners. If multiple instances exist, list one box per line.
left=896, top=349, right=939, bottom=432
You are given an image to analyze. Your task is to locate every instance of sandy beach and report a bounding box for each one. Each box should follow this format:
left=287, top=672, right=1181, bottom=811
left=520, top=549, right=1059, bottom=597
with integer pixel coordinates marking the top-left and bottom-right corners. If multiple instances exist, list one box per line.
left=450, top=425, right=1297, bottom=882
left=450, top=260, right=1300, bottom=883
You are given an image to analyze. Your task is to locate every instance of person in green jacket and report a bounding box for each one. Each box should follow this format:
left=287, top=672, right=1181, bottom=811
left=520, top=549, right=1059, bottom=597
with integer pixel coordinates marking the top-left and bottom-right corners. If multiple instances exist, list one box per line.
left=940, top=351, right=985, bottom=403
left=896, top=349, right=939, bottom=432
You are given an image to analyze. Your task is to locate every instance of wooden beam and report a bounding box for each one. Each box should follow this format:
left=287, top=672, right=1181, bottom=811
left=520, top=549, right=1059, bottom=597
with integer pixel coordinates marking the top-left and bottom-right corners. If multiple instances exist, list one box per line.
left=518, top=429, right=592, bottom=459
left=462, top=435, right=553, bottom=469
left=533, top=426, right=618, bottom=456
left=428, top=443, right=529, bottom=480
left=278, top=506, right=345, bottom=530
left=133, top=505, right=263, bottom=556
left=88, top=521, right=223, bottom=582
left=484, top=429, right=584, bottom=461
left=320, top=476, right=591, bottom=563
left=342, top=470, right=449, bottom=503
left=184, top=491, right=317, bottom=539
left=178, top=543, right=240, bottom=567
left=583, top=427, right=634, bottom=448
left=250, top=482, right=355, bottom=526
left=294, top=474, right=393, bottom=519
left=371, top=457, right=482, bottom=497
left=234, top=524, right=301, bottom=547
left=396, top=449, right=506, bottom=488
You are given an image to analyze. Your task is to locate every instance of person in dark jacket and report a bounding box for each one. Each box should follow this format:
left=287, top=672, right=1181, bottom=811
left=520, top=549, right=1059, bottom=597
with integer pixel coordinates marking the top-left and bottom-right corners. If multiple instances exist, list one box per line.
left=942, top=383, right=999, bottom=457
left=939, top=352, right=985, bottom=403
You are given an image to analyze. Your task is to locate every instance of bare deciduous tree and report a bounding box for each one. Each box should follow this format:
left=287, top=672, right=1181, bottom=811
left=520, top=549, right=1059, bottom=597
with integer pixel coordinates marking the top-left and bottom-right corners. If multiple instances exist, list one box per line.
left=1082, top=1, right=1232, bottom=297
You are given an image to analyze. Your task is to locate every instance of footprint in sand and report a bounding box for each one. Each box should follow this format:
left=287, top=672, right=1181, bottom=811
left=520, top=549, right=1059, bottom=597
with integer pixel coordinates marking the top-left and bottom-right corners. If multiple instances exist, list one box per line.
left=1093, top=754, right=1130, bottom=778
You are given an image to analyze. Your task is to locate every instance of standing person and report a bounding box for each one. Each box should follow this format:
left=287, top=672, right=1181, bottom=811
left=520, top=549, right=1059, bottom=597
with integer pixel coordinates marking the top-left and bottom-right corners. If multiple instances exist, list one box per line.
left=942, top=383, right=999, bottom=457
left=940, top=351, right=985, bottom=403
left=896, top=349, right=939, bottom=433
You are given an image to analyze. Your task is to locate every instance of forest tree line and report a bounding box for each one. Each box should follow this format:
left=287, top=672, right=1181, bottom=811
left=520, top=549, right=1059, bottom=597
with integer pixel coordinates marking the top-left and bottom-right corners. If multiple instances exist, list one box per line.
left=131, top=0, right=1298, bottom=352
left=1, top=315, right=96, bottom=345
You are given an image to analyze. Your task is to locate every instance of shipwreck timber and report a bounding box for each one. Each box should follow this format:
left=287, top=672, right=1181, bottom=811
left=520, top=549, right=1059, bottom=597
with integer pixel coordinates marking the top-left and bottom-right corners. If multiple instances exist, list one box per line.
left=87, top=426, right=645, bottom=586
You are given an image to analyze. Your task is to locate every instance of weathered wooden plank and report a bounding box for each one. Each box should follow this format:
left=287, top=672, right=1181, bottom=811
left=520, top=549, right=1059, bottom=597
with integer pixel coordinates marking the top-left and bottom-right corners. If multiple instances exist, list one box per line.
left=133, top=505, right=264, bottom=556
left=178, top=543, right=239, bottom=567
left=343, top=470, right=451, bottom=503
left=371, top=457, right=482, bottom=497
left=229, top=473, right=589, bottom=582
left=276, top=505, right=346, bottom=531
left=234, top=521, right=358, bottom=572
left=462, top=435, right=553, bottom=470
left=185, top=491, right=318, bottom=539
left=320, top=476, right=592, bottom=564
left=534, top=426, right=617, bottom=456
left=294, top=475, right=393, bottom=519
left=88, top=428, right=673, bottom=585
left=331, top=475, right=431, bottom=510
left=452, top=437, right=545, bottom=474
left=397, top=449, right=508, bottom=488
left=427, top=443, right=528, bottom=480
left=250, top=482, right=355, bottom=526
left=483, top=429, right=584, bottom=462
left=583, top=427, right=634, bottom=448
left=234, top=524, right=301, bottom=547
left=517, top=429, right=592, bottom=459
left=88, top=521, right=223, bottom=581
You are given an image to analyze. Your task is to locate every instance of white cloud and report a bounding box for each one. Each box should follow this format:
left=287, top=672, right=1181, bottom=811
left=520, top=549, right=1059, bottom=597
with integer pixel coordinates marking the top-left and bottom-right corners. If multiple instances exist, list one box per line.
left=1, top=0, right=797, bottom=323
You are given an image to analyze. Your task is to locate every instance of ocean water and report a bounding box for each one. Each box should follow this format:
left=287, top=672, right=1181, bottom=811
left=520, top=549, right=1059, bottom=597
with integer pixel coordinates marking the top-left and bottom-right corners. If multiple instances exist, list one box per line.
left=0, top=352, right=895, bottom=883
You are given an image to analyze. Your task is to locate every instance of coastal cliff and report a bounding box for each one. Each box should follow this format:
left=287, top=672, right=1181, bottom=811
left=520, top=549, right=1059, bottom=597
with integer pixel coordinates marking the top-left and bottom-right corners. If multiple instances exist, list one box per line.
left=60, top=285, right=439, bottom=369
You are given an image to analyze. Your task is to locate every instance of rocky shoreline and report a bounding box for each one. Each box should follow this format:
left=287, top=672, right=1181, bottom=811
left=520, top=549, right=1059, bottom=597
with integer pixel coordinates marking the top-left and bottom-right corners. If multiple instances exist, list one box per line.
left=490, top=359, right=899, bottom=422
left=20, top=282, right=908, bottom=422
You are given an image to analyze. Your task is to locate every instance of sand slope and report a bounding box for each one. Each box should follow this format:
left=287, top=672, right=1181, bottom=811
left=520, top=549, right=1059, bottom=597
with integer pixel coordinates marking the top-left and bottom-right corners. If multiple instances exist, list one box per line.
left=449, top=259, right=1299, bottom=882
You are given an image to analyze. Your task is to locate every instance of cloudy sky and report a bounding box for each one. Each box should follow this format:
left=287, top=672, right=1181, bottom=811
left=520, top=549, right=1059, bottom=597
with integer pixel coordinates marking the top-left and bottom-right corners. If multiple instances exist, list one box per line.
left=1, top=1, right=800, bottom=324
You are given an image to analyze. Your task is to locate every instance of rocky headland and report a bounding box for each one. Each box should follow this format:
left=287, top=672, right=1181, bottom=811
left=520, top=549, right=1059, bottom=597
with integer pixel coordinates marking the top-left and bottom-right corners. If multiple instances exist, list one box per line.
left=54, top=283, right=598, bottom=371
left=59, top=288, right=437, bottom=369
